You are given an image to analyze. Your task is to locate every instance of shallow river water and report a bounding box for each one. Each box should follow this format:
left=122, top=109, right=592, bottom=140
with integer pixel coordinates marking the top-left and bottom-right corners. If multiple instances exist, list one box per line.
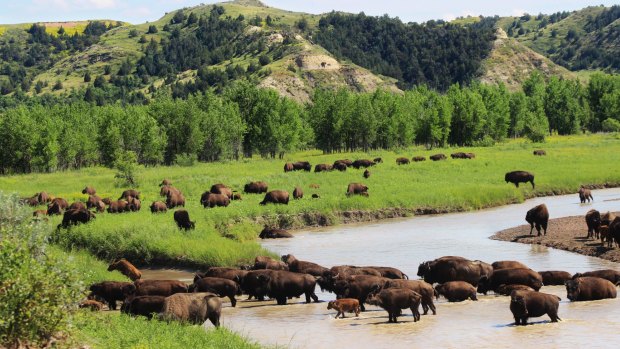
left=145, top=188, right=620, bottom=348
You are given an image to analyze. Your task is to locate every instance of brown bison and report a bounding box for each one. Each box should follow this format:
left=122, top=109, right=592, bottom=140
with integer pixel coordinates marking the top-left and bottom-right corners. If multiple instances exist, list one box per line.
left=89, top=281, right=132, bottom=310
left=281, top=254, right=328, bottom=277
left=585, top=209, right=601, bottom=239
left=292, top=161, right=312, bottom=171
left=572, top=269, right=620, bottom=285
left=333, top=162, right=348, bottom=171
left=334, top=159, right=353, bottom=168
left=210, top=184, right=232, bottom=199
left=200, top=192, right=230, bottom=208
left=327, top=299, right=360, bottom=318
left=166, top=193, right=185, bottom=208
left=435, top=281, right=478, bottom=302
left=610, top=217, right=620, bottom=248
left=412, top=156, right=426, bottom=162
left=510, top=290, right=561, bottom=325
left=492, top=260, right=529, bottom=270
left=150, top=201, right=167, bottom=213
left=259, top=227, right=293, bottom=239
left=533, top=150, right=546, bottom=156
left=373, top=157, right=383, bottom=163
left=346, top=183, right=369, bottom=196
left=539, top=271, right=572, bottom=286
left=396, top=157, right=410, bottom=165
left=108, top=259, right=142, bottom=281
left=565, top=277, right=617, bottom=301
left=123, top=279, right=188, bottom=298
left=601, top=211, right=616, bottom=226
left=450, top=152, right=467, bottom=159
left=161, top=292, right=221, bottom=326
left=385, top=279, right=436, bottom=315
left=260, top=190, right=289, bottom=205
left=244, top=181, right=268, bottom=194
left=332, top=275, right=388, bottom=311
left=119, top=189, right=140, bottom=200
left=600, top=225, right=612, bottom=247
left=253, top=256, right=289, bottom=271
left=79, top=299, right=104, bottom=311
left=352, top=159, right=375, bottom=169
left=121, top=295, right=165, bottom=319
left=363, top=169, right=370, bottom=178
left=33, top=209, right=47, bottom=217
left=107, top=200, right=129, bottom=213
left=417, top=256, right=493, bottom=287
left=47, top=198, right=68, bottom=215
left=160, top=179, right=172, bottom=187
left=37, top=191, right=51, bottom=204
left=127, top=197, right=141, bottom=212
left=241, top=269, right=318, bottom=305
left=477, top=268, right=543, bottom=295
left=526, top=204, right=549, bottom=236
left=200, top=267, right=248, bottom=284
left=82, top=186, right=96, bottom=195
left=314, top=164, right=333, bottom=172
left=68, top=201, right=86, bottom=211
left=505, top=171, right=535, bottom=188
left=160, top=185, right=181, bottom=198
left=366, top=288, right=421, bottom=323
left=497, top=284, right=535, bottom=296
left=429, top=154, right=446, bottom=161
left=190, top=277, right=241, bottom=307
left=173, top=209, right=195, bottom=230
left=86, top=195, right=103, bottom=209
left=578, top=187, right=593, bottom=203
left=57, top=208, right=95, bottom=229
left=293, top=186, right=303, bottom=199
left=312, top=194, right=320, bottom=199
left=283, top=163, right=294, bottom=172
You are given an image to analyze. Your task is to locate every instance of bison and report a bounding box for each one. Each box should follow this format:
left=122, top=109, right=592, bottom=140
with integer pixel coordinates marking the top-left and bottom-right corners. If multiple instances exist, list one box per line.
left=160, top=185, right=181, bottom=198
left=89, top=281, right=131, bottom=310
left=150, top=201, right=167, bottom=213
left=352, top=159, right=375, bottom=169
left=412, top=156, right=426, bottom=162
left=119, top=189, right=140, bottom=200
left=385, top=279, right=436, bottom=315
left=533, top=150, right=546, bottom=156
left=346, top=183, right=369, bottom=196
left=292, top=161, right=312, bottom=172
left=82, top=186, right=96, bottom=195
left=586, top=209, right=601, bottom=239
left=429, top=154, right=446, bottom=161
left=497, top=284, right=535, bottom=296
left=293, top=186, right=303, bottom=199
left=68, top=201, right=86, bottom=211
left=123, top=279, right=188, bottom=298
left=281, top=254, right=327, bottom=277
left=435, top=281, right=477, bottom=302
left=373, top=157, right=383, bottom=163
left=396, top=157, right=410, bottom=165
left=57, top=208, right=95, bottom=229
left=210, top=184, right=232, bottom=199
left=417, top=256, right=492, bottom=287
left=492, top=260, right=529, bottom=270
left=173, top=209, right=195, bottom=230
left=327, top=299, right=360, bottom=318
left=244, top=181, right=268, bottom=194
left=578, top=187, right=593, bottom=203
left=314, top=164, right=332, bottom=172
left=565, top=277, right=617, bottom=301
left=47, top=198, right=68, bottom=215
left=260, top=190, right=289, bottom=205
left=505, top=170, right=535, bottom=189
left=241, top=270, right=318, bottom=305
left=190, top=276, right=241, bottom=307
left=166, top=193, right=185, bottom=208
left=108, top=259, right=141, bottom=281
left=200, top=192, right=230, bottom=208
left=526, top=204, right=549, bottom=236
left=610, top=217, right=620, bottom=248
left=510, top=290, right=561, bottom=325
left=121, top=295, right=165, bottom=319
left=161, top=292, right=221, bottom=326
left=539, top=271, right=572, bottom=286
left=283, top=163, right=294, bottom=172
left=253, top=256, right=289, bottom=271
left=159, top=179, right=172, bottom=187
left=366, top=288, right=421, bottom=323
left=363, top=169, right=370, bottom=178
left=79, top=299, right=104, bottom=311
left=477, top=268, right=543, bottom=295
left=572, top=269, right=620, bottom=285
left=259, top=227, right=293, bottom=239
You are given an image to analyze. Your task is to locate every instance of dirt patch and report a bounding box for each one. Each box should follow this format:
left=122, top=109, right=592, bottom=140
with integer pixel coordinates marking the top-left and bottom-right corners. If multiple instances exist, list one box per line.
left=492, top=212, right=620, bottom=263
left=295, top=54, right=340, bottom=70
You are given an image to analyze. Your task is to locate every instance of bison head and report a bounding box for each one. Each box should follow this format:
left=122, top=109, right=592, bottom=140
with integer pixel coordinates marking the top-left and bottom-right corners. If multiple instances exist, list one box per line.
left=477, top=276, right=490, bottom=295
left=565, top=279, right=580, bottom=301
left=365, top=290, right=382, bottom=307
left=121, top=283, right=137, bottom=297
left=327, top=301, right=335, bottom=310
left=281, top=254, right=295, bottom=264
left=510, top=292, right=528, bottom=316
left=417, top=261, right=431, bottom=278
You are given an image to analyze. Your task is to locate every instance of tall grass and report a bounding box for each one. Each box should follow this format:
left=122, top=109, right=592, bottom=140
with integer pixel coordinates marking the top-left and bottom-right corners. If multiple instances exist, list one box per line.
left=2, top=134, right=620, bottom=267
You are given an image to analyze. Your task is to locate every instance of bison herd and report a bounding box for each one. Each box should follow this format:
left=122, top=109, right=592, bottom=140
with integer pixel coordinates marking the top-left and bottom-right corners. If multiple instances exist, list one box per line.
left=83, top=253, right=619, bottom=327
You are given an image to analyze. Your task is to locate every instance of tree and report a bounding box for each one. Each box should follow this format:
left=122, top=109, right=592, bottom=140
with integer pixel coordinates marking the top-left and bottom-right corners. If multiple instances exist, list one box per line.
left=83, top=71, right=91, bottom=82
left=129, top=28, right=139, bottom=38
left=57, top=26, right=65, bottom=35
left=52, top=79, right=63, bottom=91
left=114, top=150, right=139, bottom=186
left=94, top=75, right=106, bottom=88
left=296, top=17, right=308, bottom=31
left=258, top=54, right=271, bottom=66
left=147, top=25, right=158, bottom=34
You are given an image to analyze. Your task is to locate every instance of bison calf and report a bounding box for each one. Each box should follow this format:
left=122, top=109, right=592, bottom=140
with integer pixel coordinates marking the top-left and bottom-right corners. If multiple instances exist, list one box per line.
left=327, top=299, right=360, bottom=318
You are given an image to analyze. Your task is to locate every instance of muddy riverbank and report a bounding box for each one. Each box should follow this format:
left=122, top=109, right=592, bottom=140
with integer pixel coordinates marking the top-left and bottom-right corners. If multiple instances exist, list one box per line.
left=492, top=211, right=620, bottom=263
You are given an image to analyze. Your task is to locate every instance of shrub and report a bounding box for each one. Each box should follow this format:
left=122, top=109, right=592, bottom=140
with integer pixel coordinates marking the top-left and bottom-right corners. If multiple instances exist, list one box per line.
left=175, top=153, right=197, bottom=167
left=114, top=150, right=139, bottom=187
left=602, top=118, right=620, bottom=132
left=0, top=193, right=81, bottom=348
left=147, top=25, right=158, bottom=34
left=128, top=29, right=139, bottom=38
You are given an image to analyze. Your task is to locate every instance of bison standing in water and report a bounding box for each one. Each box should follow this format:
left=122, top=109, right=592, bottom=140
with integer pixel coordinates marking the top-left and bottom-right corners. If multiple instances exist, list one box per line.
left=526, top=204, right=549, bottom=236
left=572, top=269, right=620, bottom=285
left=477, top=268, right=543, bottom=295
left=366, top=288, right=422, bottom=323
left=259, top=227, right=293, bottom=239
left=417, top=256, right=493, bottom=287
left=565, top=277, right=617, bottom=301
left=538, top=271, right=572, bottom=285
left=385, top=279, right=437, bottom=315
left=281, top=254, right=328, bottom=277
left=510, top=290, right=561, bottom=325
left=327, top=299, right=360, bottom=318
left=578, top=187, right=593, bottom=203
left=505, top=171, right=535, bottom=188
left=435, top=281, right=478, bottom=302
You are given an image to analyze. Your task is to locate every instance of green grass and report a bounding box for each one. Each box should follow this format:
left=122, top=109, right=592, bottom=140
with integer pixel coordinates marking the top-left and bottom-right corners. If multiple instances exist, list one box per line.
left=72, top=311, right=261, bottom=349
left=3, top=134, right=620, bottom=268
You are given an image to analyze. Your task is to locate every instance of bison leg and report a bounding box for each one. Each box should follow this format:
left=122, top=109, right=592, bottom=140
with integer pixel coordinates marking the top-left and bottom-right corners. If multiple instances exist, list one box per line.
left=107, top=299, right=116, bottom=311
left=535, top=223, right=542, bottom=236
left=421, top=302, right=428, bottom=315
left=542, top=223, right=548, bottom=236
left=276, top=297, right=287, bottom=305
left=355, top=307, right=360, bottom=317
left=359, top=301, right=366, bottom=312
left=530, top=180, right=535, bottom=189
left=529, top=223, right=534, bottom=235
left=548, top=312, right=560, bottom=322
left=230, top=296, right=236, bottom=307
left=209, top=312, right=221, bottom=327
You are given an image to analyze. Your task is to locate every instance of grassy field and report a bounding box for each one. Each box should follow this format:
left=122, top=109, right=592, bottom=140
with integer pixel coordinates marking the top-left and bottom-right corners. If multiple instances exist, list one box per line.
left=2, top=134, right=620, bottom=268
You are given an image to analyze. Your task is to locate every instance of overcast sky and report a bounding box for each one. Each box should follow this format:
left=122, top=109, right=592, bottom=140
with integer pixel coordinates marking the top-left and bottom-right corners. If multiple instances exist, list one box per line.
left=0, top=0, right=617, bottom=25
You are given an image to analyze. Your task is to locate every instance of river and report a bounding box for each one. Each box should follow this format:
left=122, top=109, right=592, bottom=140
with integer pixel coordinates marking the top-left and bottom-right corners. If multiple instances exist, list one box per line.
left=144, top=188, right=620, bottom=348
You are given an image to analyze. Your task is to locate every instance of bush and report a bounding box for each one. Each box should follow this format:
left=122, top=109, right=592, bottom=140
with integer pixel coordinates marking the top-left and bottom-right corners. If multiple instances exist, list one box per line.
left=602, top=118, right=620, bottom=132
left=0, top=193, right=81, bottom=348
left=114, top=150, right=139, bottom=187
left=147, top=25, right=158, bottom=34
left=258, top=55, right=271, bottom=66
left=175, top=153, right=197, bottom=167
left=128, top=29, right=139, bottom=38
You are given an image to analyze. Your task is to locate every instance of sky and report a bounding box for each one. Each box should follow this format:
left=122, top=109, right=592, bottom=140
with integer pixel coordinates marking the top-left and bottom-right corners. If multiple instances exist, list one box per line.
left=0, top=0, right=617, bottom=25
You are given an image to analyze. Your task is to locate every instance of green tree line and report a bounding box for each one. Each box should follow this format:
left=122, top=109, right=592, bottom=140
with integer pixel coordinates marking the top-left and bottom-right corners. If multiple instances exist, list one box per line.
left=1, top=73, right=619, bottom=174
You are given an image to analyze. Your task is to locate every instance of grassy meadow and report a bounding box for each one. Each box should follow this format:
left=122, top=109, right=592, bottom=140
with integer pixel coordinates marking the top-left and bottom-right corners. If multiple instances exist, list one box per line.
left=2, top=134, right=620, bottom=268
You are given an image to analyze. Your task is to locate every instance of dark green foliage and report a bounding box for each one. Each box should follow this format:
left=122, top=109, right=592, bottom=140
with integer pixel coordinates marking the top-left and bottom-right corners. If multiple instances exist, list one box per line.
left=315, top=12, right=497, bottom=90
left=128, top=28, right=139, bottom=38
left=147, top=25, right=158, bottom=34
left=258, top=54, right=270, bottom=66
left=83, top=71, right=91, bottom=82
left=52, top=79, right=63, bottom=90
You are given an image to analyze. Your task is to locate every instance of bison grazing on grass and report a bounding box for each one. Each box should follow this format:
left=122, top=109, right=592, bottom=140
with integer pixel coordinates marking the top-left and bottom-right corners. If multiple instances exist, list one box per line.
left=327, top=299, right=360, bottom=318
left=366, top=288, right=422, bottom=323
left=161, top=292, right=222, bottom=327
left=396, top=157, right=410, bottom=165
left=108, top=259, right=142, bottom=281
left=363, top=169, right=370, bottom=178
left=119, top=189, right=140, bottom=200
left=159, top=179, right=172, bottom=187
left=429, top=154, right=446, bottom=161
left=107, top=200, right=129, bottom=213
left=533, top=150, right=546, bottom=156
left=346, top=183, right=369, bottom=196
left=173, top=209, right=195, bottom=230
left=82, top=186, right=96, bottom=195
left=412, top=156, right=426, bottom=162
left=210, top=184, right=232, bottom=199
left=579, top=187, right=593, bottom=203
left=89, top=281, right=132, bottom=310
left=244, top=181, right=268, bottom=194
left=314, top=163, right=333, bottom=172
left=58, top=208, right=95, bottom=229
left=47, top=198, right=68, bottom=215
left=150, top=201, right=167, bottom=213
left=260, top=190, right=289, bottom=205
left=200, top=192, right=230, bottom=208
left=526, top=204, right=549, bottom=236
left=505, top=171, right=535, bottom=188
left=333, top=162, right=348, bottom=171
left=510, top=290, right=561, bottom=325
left=352, top=159, right=375, bottom=169
left=283, top=162, right=294, bottom=172
left=166, top=193, right=185, bottom=208
left=293, top=186, right=303, bottom=199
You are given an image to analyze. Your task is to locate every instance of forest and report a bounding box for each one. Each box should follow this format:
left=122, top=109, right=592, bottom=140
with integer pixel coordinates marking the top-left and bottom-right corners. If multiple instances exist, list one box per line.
left=1, top=72, right=619, bottom=174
